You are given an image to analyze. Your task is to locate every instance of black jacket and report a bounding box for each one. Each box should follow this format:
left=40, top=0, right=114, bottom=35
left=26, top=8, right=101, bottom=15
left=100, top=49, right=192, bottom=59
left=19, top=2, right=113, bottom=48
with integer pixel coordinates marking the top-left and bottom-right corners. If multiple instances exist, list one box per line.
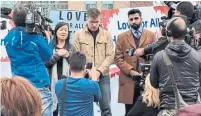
left=45, top=43, right=72, bottom=68
left=127, top=96, right=159, bottom=116
left=144, top=36, right=201, bottom=55
left=45, top=43, right=72, bottom=79
left=144, top=37, right=169, bottom=55
left=150, top=40, right=201, bottom=109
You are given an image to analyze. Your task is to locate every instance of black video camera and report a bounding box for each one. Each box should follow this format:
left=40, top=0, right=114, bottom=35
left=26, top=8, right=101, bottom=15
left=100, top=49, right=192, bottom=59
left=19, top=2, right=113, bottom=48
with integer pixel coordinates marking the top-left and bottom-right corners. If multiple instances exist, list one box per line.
left=139, top=54, right=153, bottom=74
left=1, top=7, right=12, bottom=19
left=159, top=16, right=169, bottom=36
left=24, top=5, right=53, bottom=37
left=137, top=54, right=153, bottom=91
left=0, top=7, right=12, bottom=30
left=159, top=1, right=201, bottom=29
left=126, top=47, right=154, bottom=92
left=185, top=23, right=201, bottom=50
left=132, top=54, right=154, bottom=92
left=159, top=1, right=201, bottom=50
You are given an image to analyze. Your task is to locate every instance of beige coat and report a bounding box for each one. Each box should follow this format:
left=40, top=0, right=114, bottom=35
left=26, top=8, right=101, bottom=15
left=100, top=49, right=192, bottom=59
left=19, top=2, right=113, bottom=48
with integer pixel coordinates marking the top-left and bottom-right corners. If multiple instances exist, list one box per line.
left=115, top=29, right=155, bottom=104
left=73, top=26, right=114, bottom=76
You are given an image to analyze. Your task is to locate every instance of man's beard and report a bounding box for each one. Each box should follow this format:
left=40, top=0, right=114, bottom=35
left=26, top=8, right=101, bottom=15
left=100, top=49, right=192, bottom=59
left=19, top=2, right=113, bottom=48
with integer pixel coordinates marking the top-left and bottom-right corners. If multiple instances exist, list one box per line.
left=131, top=23, right=141, bottom=30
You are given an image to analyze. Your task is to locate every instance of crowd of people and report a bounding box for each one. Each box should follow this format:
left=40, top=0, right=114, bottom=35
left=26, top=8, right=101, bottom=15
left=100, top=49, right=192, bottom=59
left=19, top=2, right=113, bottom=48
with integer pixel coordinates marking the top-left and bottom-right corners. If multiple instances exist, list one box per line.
left=1, top=1, right=201, bottom=116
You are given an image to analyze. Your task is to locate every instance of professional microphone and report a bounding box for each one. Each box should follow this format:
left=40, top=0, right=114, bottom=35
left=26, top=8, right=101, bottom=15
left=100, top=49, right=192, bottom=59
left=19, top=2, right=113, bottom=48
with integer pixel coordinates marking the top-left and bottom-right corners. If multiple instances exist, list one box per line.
left=37, top=11, right=53, bottom=23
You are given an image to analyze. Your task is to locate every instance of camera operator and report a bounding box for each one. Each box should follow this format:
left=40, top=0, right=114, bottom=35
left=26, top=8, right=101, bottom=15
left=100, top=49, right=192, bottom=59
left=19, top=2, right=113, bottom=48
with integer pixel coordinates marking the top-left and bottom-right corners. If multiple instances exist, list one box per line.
left=150, top=17, right=201, bottom=116
left=134, top=1, right=197, bottom=56
left=114, top=9, right=156, bottom=115
left=54, top=51, right=101, bottom=116
left=3, top=6, right=53, bottom=116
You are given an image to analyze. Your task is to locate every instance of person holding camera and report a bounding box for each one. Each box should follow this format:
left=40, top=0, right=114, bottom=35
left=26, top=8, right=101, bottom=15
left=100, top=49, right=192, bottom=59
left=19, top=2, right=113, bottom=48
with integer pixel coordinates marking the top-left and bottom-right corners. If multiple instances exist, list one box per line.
left=45, top=22, right=71, bottom=116
left=54, top=51, right=101, bottom=116
left=134, top=1, right=195, bottom=56
left=114, top=9, right=155, bottom=115
left=73, top=8, right=114, bottom=116
left=150, top=17, right=201, bottom=116
left=3, top=6, right=53, bottom=116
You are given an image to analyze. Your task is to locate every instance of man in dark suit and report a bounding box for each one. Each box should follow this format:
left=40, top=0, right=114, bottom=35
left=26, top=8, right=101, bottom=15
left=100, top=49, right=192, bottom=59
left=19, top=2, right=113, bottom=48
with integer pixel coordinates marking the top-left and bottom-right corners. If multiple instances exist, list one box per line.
left=114, top=9, right=156, bottom=115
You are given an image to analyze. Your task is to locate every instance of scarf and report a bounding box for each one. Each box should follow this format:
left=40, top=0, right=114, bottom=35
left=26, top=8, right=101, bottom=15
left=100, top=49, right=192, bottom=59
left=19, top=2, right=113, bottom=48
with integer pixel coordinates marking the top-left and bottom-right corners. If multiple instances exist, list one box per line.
left=51, top=47, right=70, bottom=111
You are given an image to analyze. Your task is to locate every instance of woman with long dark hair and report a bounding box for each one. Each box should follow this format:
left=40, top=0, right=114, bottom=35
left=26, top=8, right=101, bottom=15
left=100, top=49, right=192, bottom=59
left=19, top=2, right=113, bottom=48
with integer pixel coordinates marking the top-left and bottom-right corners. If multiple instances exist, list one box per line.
left=45, top=22, right=71, bottom=116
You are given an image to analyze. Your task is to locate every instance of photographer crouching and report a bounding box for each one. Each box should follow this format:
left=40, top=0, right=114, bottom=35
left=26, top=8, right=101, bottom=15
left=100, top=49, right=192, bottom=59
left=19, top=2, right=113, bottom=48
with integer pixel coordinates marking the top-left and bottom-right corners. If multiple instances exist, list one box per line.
left=54, top=51, right=101, bottom=116
left=134, top=1, right=201, bottom=57
left=3, top=6, right=53, bottom=116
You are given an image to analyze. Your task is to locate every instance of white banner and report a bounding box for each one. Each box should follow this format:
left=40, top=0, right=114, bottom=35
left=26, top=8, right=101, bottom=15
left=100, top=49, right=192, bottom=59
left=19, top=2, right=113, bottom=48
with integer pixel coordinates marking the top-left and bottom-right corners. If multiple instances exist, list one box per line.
left=0, top=6, right=169, bottom=116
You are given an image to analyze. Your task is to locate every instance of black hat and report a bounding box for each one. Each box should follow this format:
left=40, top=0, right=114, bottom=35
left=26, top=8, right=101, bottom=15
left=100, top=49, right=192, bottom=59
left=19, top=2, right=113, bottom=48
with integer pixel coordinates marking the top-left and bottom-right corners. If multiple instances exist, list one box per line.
left=171, top=2, right=194, bottom=20
left=54, top=22, right=68, bottom=33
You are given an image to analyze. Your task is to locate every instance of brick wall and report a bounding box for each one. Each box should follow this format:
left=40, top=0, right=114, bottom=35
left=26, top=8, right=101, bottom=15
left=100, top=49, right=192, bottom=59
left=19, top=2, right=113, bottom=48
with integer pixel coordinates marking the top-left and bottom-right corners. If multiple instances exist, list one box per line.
left=130, top=1, right=153, bottom=7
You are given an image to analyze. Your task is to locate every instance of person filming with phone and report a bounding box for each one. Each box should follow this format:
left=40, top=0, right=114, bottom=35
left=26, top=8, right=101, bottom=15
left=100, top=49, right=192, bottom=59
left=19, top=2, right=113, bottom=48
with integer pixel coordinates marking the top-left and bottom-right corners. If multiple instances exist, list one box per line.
left=55, top=51, right=101, bottom=116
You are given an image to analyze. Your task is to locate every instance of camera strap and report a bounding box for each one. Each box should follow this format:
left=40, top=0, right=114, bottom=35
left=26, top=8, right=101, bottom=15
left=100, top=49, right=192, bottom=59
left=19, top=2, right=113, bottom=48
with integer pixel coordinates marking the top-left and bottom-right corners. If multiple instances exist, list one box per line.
left=162, top=51, right=188, bottom=110
left=60, top=77, right=67, bottom=116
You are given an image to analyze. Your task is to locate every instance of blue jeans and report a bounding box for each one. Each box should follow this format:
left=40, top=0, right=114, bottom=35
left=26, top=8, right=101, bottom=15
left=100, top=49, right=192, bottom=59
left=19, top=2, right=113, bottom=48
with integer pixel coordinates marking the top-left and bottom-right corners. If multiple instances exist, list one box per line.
left=38, top=87, right=53, bottom=116
left=98, top=75, right=112, bottom=116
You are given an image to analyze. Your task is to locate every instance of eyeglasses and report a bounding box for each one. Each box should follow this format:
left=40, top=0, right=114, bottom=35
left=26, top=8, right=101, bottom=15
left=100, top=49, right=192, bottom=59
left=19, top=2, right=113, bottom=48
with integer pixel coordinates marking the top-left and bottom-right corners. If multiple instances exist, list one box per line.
left=129, top=17, right=140, bottom=21
left=89, top=20, right=99, bottom=24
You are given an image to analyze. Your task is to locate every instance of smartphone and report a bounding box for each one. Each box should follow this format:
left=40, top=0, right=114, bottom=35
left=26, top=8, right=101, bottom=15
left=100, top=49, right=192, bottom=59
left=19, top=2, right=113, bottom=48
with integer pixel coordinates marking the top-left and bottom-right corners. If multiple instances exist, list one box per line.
left=86, top=62, right=93, bottom=69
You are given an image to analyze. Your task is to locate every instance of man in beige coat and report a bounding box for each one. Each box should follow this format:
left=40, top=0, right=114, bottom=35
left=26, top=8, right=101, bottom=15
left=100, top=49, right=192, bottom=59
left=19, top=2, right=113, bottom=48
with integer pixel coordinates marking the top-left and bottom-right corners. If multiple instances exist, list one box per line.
left=73, top=8, right=114, bottom=116
left=114, top=9, right=155, bottom=115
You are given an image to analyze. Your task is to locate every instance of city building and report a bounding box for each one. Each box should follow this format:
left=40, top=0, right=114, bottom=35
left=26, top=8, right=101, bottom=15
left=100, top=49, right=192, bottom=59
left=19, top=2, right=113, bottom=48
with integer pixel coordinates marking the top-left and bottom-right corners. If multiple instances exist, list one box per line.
left=0, top=1, right=153, bottom=12
left=68, top=1, right=153, bottom=10
left=0, top=1, right=68, bottom=16
left=2, top=1, right=200, bottom=17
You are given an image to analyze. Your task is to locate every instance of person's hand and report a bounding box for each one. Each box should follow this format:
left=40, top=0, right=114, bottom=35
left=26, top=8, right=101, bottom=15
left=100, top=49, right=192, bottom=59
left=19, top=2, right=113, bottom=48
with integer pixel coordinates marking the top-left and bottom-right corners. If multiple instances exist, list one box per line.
left=134, top=48, right=145, bottom=57
left=64, top=52, right=70, bottom=57
left=87, top=67, right=100, bottom=81
left=129, top=70, right=141, bottom=77
left=83, top=69, right=88, bottom=77
left=56, top=49, right=69, bottom=57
